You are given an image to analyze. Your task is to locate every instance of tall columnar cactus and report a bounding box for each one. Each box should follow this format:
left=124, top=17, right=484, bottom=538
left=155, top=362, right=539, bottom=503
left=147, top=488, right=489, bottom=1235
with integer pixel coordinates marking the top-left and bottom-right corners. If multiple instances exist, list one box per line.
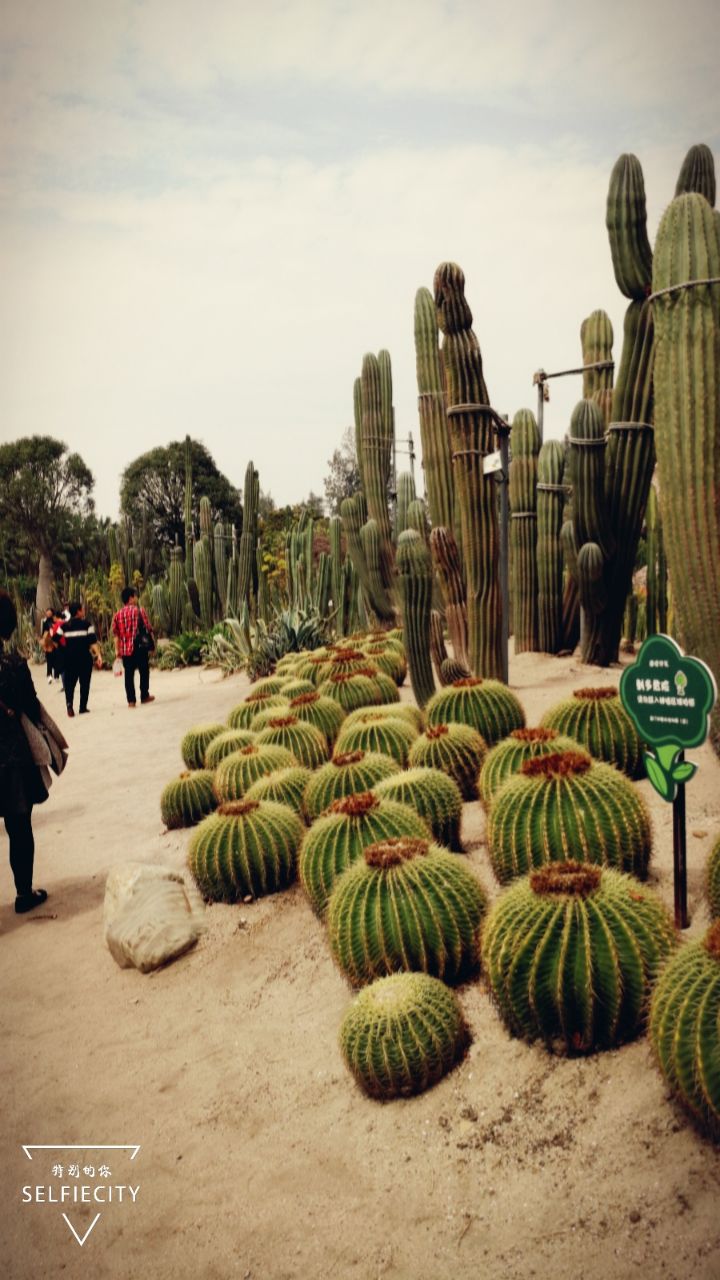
left=652, top=192, right=720, bottom=751
left=361, top=520, right=394, bottom=620
left=374, top=767, right=464, bottom=851
left=675, top=143, right=716, bottom=204
left=413, top=286, right=456, bottom=534
left=151, top=582, right=171, bottom=636
left=645, top=485, right=668, bottom=636
left=540, top=686, right=644, bottom=778
left=509, top=409, right=540, bottom=653
left=238, top=461, right=258, bottom=612
left=299, top=791, right=429, bottom=916
left=707, top=836, right=720, bottom=918
left=430, top=608, right=449, bottom=684
left=188, top=799, right=304, bottom=901
left=396, top=530, right=434, bottom=708
left=353, top=375, right=365, bottom=496
left=194, top=536, right=213, bottom=631
left=487, top=751, right=652, bottom=883
left=213, top=744, right=297, bottom=802
left=329, top=515, right=346, bottom=637
left=339, top=973, right=469, bottom=1100
left=180, top=722, right=226, bottom=770
left=478, top=727, right=586, bottom=809
left=304, top=749, right=401, bottom=821
left=245, top=765, right=313, bottom=819
left=581, top=308, right=615, bottom=425
left=395, top=472, right=416, bottom=538
left=214, top=521, right=228, bottom=613
left=434, top=262, right=502, bottom=679
left=161, top=770, right=218, bottom=829
left=341, top=494, right=393, bottom=623
left=536, top=440, right=566, bottom=653
left=327, top=836, right=488, bottom=986
left=429, top=527, right=469, bottom=670
left=408, top=722, right=487, bottom=800
left=335, top=713, right=417, bottom=767
left=359, top=352, right=394, bottom=587
left=606, top=153, right=653, bottom=301
left=168, top=545, right=185, bottom=635
left=483, top=861, right=675, bottom=1054
left=183, top=434, right=194, bottom=580
left=650, top=920, right=720, bottom=1134
left=426, top=677, right=525, bottom=746
left=255, top=715, right=329, bottom=770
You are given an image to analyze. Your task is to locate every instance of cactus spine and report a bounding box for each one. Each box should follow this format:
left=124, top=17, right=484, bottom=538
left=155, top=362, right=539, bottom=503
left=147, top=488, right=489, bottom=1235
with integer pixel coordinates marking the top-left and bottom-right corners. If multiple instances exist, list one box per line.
left=650, top=920, right=720, bottom=1134
left=536, top=440, right=566, bottom=653
left=509, top=409, right=540, bottom=653
left=396, top=530, right=434, bottom=708
left=414, top=286, right=455, bottom=532
left=652, top=192, right=720, bottom=752
left=434, top=262, right=502, bottom=678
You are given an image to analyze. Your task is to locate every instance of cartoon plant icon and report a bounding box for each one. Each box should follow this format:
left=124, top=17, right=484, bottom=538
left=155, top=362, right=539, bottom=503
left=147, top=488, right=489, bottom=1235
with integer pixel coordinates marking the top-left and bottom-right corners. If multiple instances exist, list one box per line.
left=674, top=670, right=688, bottom=697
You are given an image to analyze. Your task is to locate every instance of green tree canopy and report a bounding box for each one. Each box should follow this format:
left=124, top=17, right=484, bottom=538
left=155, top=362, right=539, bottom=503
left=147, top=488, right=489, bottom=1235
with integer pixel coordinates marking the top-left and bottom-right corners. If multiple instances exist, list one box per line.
left=0, top=435, right=95, bottom=609
left=120, top=439, right=243, bottom=557
left=324, top=427, right=360, bottom=514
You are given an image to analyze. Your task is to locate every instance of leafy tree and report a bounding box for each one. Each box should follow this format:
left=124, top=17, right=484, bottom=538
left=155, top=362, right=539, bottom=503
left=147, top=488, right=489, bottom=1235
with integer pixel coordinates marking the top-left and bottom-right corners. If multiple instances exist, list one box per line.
left=305, top=490, right=325, bottom=518
left=120, top=440, right=242, bottom=564
left=324, top=427, right=360, bottom=514
left=0, top=436, right=94, bottom=610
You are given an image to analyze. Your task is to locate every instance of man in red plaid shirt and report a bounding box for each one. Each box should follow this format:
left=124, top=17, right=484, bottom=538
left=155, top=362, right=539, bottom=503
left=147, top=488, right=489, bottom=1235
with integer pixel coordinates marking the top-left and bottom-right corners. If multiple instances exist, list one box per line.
left=112, top=586, right=156, bottom=709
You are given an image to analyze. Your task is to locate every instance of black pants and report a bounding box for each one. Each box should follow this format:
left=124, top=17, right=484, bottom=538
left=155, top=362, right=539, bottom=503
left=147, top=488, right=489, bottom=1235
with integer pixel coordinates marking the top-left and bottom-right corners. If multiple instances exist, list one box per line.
left=4, top=811, right=35, bottom=896
left=65, top=663, right=92, bottom=712
left=123, top=651, right=150, bottom=704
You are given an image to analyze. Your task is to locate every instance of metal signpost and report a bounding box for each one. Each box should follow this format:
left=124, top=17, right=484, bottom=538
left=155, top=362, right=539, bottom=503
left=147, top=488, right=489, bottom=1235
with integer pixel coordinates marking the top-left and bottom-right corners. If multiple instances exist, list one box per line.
left=619, top=634, right=718, bottom=929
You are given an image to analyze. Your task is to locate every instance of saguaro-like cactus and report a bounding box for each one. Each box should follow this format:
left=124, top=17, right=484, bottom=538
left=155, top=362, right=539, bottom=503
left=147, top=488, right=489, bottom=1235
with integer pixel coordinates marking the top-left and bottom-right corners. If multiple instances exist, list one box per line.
left=396, top=530, right=434, bottom=708
left=645, top=485, right=668, bottom=636
left=168, top=545, right=185, bottom=635
left=194, top=535, right=213, bottom=631
left=359, top=352, right=394, bottom=587
left=536, top=440, right=566, bottom=653
left=414, top=286, right=455, bottom=533
left=429, top=527, right=469, bottom=670
left=652, top=192, right=720, bottom=751
left=180, top=722, right=226, bottom=770
left=238, top=461, right=258, bottom=612
left=675, top=143, right=716, bottom=204
left=650, top=920, right=720, bottom=1134
left=395, top=472, right=416, bottom=539
left=509, top=409, right=540, bottom=653
left=434, top=262, right=502, bottom=678
left=183, top=434, right=194, bottom=579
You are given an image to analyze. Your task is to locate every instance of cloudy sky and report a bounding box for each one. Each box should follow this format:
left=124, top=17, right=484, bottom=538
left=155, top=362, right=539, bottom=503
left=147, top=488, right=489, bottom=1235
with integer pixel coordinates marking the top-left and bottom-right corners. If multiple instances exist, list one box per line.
left=1, top=0, right=717, bottom=518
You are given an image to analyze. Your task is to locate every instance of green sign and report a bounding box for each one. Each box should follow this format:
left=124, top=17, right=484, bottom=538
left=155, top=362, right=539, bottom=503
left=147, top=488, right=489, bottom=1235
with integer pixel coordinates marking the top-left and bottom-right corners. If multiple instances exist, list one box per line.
left=619, top=634, right=717, bottom=802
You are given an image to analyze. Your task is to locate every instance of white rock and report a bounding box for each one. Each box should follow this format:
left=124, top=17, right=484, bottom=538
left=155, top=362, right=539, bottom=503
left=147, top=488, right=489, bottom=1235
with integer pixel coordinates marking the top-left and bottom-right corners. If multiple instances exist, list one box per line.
left=104, top=862, right=205, bottom=973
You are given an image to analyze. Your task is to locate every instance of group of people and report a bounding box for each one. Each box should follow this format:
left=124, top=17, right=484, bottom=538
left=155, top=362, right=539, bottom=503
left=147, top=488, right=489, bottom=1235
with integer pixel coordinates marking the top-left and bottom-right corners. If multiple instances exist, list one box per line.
left=1, top=586, right=157, bottom=915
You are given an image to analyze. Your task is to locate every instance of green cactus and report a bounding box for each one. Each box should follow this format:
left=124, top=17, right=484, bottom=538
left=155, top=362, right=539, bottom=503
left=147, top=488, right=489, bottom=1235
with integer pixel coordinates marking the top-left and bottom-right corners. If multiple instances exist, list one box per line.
left=339, top=972, right=469, bottom=1100
left=675, top=143, right=716, bottom=204
left=342, top=702, right=424, bottom=733
left=255, top=715, right=329, bottom=770
left=434, top=261, right=502, bottom=678
left=360, top=519, right=394, bottom=619
left=535, top=439, right=567, bottom=655
left=251, top=677, right=287, bottom=697
left=429, top=527, right=469, bottom=670
left=227, top=692, right=289, bottom=731
left=708, top=837, right=720, bottom=918
left=188, top=799, right=304, bottom=901
left=414, top=286, right=455, bottom=534
left=408, top=722, right=487, bottom=801
left=245, top=765, right=313, bottom=820
left=483, top=861, right=675, bottom=1053
left=405, top=498, right=429, bottom=542
left=374, top=766, right=463, bottom=851
left=650, top=920, right=720, bottom=1135
left=183, top=434, right=194, bottom=579
left=279, top=678, right=317, bottom=699
left=335, top=713, right=417, bottom=767
left=426, top=677, right=525, bottom=746
left=238, top=461, right=258, bottom=612
left=194, top=535, right=213, bottom=631
left=180, top=722, right=226, bottom=771
left=161, top=770, right=218, bottom=829
left=213, top=743, right=297, bottom=802
left=478, top=727, right=586, bottom=809
left=293, top=652, right=334, bottom=685
left=213, top=520, right=228, bottom=612
left=360, top=643, right=407, bottom=686
left=396, top=530, right=435, bottom=708
left=540, top=686, right=644, bottom=778
left=284, top=691, right=346, bottom=746
left=358, top=353, right=394, bottom=589
left=652, top=192, right=720, bottom=752
left=509, top=408, right=540, bottom=654
left=329, top=515, right=346, bottom=637
left=151, top=582, right=171, bottom=636
left=317, top=670, right=387, bottom=712
left=304, top=749, right=401, bottom=821
left=487, top=750, right=652, bottom=883
left=168, top=545, right=185, bottom=635
left=395, top=472, right=416, bottom=538
left=341, top=494, right=391, bottom=623
left=439, top=657, right=470, bottom=685
left=606, top=153, right=653, bottom=300
left=645, top=485, right=668, bottom=635
left=326, top=647, right=369, bottom=676
left=299, top=791, right=429, bottom=916
left=204, top=728, right=257, bottom=769
left=327, top=835, right=488, bottom=986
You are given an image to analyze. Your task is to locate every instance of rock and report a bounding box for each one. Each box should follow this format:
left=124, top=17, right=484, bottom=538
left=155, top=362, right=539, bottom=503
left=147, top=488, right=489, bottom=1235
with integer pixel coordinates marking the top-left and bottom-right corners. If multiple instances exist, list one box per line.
left=104, top=862, right=205, bottom=973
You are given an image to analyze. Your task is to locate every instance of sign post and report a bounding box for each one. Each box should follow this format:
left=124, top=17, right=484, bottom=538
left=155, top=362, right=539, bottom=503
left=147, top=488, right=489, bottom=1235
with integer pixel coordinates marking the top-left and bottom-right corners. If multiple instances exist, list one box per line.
left=619, top=634, right=717, bottom=929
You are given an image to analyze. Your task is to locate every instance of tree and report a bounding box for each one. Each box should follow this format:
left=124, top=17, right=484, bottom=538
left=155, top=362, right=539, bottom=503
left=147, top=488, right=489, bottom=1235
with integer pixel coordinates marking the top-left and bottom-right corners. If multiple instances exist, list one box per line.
left=0, top=436, right=95, bottom=611
left=120, top=440, right=242, bottom=564
left=324, top=427, right=361, bottom=514
left=305, top=490, right=325, bottom=518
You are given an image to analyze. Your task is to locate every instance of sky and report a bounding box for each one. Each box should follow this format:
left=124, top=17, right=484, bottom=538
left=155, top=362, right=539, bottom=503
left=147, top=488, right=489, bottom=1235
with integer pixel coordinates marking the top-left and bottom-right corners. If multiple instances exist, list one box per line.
left=1, top=0, right=718, bottom=520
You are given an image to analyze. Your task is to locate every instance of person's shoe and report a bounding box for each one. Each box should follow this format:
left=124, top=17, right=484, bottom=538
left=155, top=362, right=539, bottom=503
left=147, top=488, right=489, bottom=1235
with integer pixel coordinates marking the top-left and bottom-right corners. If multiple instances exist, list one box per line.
left=141, top=696, right=155, bottom=705
left=15, top=889, right=48, bottom=915
left=79, top=708, right=90, bottom=714
left=128, top=703, right=137, bottom=709
left=47, top=675, right=53, bottom=685
left=66, top=707, right=75, bottom=718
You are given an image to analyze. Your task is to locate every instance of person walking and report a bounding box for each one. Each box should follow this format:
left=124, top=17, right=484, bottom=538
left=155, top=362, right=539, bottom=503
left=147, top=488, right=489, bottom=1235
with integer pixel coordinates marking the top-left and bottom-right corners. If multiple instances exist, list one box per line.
left=111, top=586, right=156, bottom=709
left=0, top=590, right=51, bottom=913
left=40, top=608, right=57, bottom=685
left=57, top=602, right=103, bottom=717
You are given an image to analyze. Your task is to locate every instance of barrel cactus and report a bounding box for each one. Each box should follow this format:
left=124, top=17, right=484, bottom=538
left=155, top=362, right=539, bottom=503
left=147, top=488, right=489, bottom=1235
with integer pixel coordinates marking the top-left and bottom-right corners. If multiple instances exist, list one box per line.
left=227, top=693, right=289, bottom=731
left=249, top=677, right=286, bottom=697
left=540, top=687, right=644, bottom=778
left=335, top=714, right=417, bottom=767
left=408, top=722, right=487, bottom=800
left=255, top=715, right=329, bottom=769
left=245, top=765, right=313, bottom=820
left=279, top=677, right=316, bottom=699
left=339, top=973, right=469, bottom=1100
left=707, top=837, right=720, bottom=919
left=204, top=728, right=257, bottom=769
left=426, top=677, right=525, bottom=746
left=327, top=648, right=371, bottom=676
left=360, top=643, right=407, bottom=686
left=287, top=691, right=346, bottom=745
left=304, top=749, right=401, bottom=820
left=181, top=723, right=226, bottom=770
left=161, top=770, right=217, bottom=829
left=342, top=703, right=424, bottom=734
left=374, top=767, right=463, bottom=851
left=650, top=921, right=720, bottom=1136
left=483, top=861, right=675, bottom=1053
left=299, top=792, right=429, bottom=915
left=213, top=743, right=297, bottom=802
left=317, top=672, right=382, bottom=712
left=487, top=751, right=651, bottom=883
left=328, top=836, right=488, bottom=986
left=478, top=727, right=585, bottom=808
left=188, top=799, right=304, bottom=901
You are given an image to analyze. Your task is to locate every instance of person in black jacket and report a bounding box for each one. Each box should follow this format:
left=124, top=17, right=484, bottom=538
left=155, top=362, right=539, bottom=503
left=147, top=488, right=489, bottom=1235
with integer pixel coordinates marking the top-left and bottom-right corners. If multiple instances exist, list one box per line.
left=57, top=602, right=103, bottom=717
left=0, top=590, right=50, bottom=913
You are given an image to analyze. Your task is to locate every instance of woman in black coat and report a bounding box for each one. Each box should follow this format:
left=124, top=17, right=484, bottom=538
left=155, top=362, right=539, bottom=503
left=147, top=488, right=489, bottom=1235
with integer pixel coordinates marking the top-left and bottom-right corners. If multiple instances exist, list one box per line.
left=0, top=591, right=49, bottom=912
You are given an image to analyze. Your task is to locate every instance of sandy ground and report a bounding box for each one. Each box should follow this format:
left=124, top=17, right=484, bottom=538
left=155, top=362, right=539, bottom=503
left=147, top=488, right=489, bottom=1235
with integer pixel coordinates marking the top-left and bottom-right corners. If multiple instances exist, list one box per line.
left=2, top=649, right=720, bottom=1280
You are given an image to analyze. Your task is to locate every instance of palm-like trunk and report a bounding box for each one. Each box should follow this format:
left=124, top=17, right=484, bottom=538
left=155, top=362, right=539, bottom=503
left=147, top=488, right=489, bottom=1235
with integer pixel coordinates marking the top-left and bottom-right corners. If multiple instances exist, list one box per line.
left=36, top=552, right=54, bottom=613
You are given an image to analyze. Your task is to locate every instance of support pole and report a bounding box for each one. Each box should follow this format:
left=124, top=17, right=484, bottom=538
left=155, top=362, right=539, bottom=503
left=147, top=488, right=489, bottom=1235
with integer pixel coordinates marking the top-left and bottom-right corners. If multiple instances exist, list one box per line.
left=537, top=377, right=544, bottom=445
left=497, top=416, right=511, bottom=686
left=672, top=752, right=689, bottom=929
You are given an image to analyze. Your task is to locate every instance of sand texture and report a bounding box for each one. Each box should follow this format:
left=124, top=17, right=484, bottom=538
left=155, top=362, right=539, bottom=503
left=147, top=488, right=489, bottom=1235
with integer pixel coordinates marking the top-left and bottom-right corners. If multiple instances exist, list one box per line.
left=2, top=650, right=720, bottom=1279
